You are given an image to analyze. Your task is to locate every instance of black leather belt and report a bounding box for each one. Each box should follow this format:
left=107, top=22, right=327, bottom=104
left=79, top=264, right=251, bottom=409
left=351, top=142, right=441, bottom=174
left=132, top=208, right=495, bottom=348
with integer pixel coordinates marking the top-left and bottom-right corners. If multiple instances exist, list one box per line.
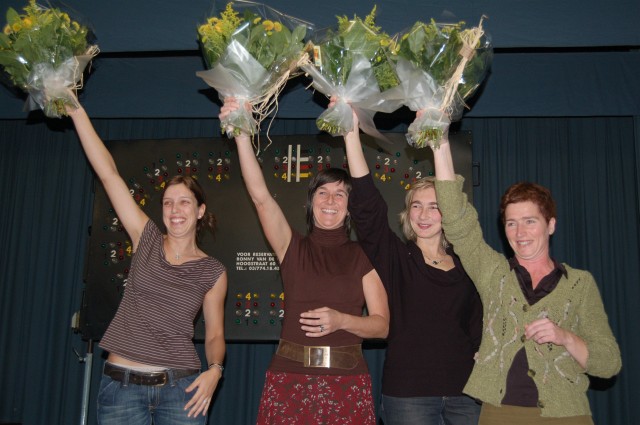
left=103, top=362, right=199, bottom=386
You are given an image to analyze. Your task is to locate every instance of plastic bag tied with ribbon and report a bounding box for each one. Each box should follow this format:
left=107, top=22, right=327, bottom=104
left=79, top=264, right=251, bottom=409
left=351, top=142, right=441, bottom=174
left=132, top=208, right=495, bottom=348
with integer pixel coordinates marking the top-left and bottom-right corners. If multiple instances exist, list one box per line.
left=196, top=1, right=313, bottom=142
left=302, top=7, right=402, bottom=141
left=395, top=18, right=492, bottom=148
left=0, top=0, right=98, bottom=118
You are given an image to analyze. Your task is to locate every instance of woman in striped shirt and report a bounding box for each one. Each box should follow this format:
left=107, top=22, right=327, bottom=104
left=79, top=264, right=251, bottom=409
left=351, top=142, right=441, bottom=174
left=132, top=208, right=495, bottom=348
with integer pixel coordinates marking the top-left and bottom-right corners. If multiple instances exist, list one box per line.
left=68, top=99, right=227, bottom=425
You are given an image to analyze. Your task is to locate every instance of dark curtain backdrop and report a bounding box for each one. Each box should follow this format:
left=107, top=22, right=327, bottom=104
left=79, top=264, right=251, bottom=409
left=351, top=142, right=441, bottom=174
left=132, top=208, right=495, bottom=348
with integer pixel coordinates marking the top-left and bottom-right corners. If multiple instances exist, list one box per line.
left=0, top=115, right=638, bottom=425
left=460, top=117, right=640, bottom=425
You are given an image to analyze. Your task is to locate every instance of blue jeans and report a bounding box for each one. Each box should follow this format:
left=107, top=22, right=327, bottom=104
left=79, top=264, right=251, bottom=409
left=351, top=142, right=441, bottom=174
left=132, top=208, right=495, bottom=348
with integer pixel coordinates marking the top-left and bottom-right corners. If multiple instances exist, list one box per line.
left=381, top=394, right=481, bottom=425
left=97, top=371, right=207, bottom=425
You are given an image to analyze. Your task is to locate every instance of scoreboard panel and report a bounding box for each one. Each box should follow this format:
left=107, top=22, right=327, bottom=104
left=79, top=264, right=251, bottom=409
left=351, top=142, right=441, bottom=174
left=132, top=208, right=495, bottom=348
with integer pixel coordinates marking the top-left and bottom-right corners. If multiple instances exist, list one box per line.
left=80, top=132, right=473, bottom=341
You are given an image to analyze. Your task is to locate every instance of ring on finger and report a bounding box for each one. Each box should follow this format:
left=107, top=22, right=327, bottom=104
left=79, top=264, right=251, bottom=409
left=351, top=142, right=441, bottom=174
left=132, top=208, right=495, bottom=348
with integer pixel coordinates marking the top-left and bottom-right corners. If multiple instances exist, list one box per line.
left=320, top=325, right=325, bottom=332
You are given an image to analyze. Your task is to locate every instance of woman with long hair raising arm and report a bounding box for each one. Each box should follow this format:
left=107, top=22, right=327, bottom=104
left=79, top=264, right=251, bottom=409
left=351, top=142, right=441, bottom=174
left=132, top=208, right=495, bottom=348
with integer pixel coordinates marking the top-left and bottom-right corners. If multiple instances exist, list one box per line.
left=67, top=100, right=227, bottom=424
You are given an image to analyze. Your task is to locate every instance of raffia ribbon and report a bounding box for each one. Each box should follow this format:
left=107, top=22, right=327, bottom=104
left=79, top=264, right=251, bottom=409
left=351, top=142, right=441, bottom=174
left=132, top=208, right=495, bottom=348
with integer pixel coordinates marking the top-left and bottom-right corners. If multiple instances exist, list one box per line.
left=26, top=44, right=99, bottom=117
left=440, top=16, right=486, bottom=115
left=252, top=51, right=311, bottom=152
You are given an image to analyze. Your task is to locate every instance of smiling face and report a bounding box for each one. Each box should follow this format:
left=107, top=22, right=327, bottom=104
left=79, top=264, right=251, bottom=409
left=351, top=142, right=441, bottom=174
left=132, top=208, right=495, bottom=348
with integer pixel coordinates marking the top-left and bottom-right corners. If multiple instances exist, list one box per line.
left=162, top=183, right=206, bottom=238
left=408, top=187, right=443, bottom=241
left=311, top=181, right=349, bottom=230
left=504, top=201, right=556, bottom=261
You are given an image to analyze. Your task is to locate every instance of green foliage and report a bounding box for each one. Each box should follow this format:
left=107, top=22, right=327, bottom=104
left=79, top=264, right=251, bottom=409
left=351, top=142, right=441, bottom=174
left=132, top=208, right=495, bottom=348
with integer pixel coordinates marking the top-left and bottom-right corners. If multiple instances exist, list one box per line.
left=198, top=2, right=308, bottom=72
left=0, top=0, right=90, bottom=90
left=396, top=19, right=490, bottom=100
left=314, top=6, right=399, bottom=92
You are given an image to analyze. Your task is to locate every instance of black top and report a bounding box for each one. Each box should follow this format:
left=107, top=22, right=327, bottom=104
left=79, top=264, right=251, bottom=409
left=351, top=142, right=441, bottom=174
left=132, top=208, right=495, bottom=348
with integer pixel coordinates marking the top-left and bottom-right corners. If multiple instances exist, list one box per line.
left=349, top=174, right=483, bottom=397
left=502, top=258, right=568, bottom=406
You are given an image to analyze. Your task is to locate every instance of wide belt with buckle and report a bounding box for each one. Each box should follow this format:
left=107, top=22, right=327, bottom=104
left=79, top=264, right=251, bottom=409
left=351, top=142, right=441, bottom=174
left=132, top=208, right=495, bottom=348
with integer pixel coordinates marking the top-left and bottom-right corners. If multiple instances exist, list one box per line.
left=276, top=339, right=362, bottom=370
left=103, top=362, right=199, bottom=386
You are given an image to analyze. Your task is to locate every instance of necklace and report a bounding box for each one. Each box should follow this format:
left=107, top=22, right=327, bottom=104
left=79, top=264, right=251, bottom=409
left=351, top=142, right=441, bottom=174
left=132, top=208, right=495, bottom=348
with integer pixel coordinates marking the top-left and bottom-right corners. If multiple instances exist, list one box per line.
left=424, top=252, right=447, bottom=266
left=166, top=239, right=196, bottom=261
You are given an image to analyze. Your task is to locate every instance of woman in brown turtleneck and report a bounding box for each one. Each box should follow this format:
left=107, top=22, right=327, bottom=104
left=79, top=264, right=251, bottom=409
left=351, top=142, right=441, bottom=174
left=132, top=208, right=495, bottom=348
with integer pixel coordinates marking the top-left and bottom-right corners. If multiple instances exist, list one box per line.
left=221, top=98, right=389, bottom=425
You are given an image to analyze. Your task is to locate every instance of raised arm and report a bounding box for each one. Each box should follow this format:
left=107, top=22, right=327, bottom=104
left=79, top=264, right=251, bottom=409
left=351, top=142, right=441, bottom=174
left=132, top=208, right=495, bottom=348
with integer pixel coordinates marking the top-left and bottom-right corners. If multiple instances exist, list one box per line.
left=341, top=99, right=399, bottom=290
left=341, top=100, right=369, bottom=178
left=411, top=108, right=455, bottom=181
left=67, top=104, right=148, bottom=247
left=432, top=140, right=456, bottom=181
left=219, top=98, right=291, bottom=261
left=431, top=136, right=456, bottom=182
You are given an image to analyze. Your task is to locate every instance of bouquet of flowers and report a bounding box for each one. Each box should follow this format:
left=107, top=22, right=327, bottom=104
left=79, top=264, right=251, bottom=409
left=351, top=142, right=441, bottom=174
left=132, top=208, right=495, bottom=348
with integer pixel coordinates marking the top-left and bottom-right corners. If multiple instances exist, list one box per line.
left=0, top=0, right=98, bottom=118
left=197, top=1, right=313, bottom=143
left=395, top=18, right=492, bottom=148
left=302, top=6, right=402, bottom=139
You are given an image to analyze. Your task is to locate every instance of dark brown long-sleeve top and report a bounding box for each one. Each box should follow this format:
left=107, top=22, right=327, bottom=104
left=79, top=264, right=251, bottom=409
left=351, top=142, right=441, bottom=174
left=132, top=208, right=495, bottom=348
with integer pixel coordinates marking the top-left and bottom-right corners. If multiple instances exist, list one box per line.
left=349, top=173, right=482, bottom=397
left=269, top=227, right=373, bottom=376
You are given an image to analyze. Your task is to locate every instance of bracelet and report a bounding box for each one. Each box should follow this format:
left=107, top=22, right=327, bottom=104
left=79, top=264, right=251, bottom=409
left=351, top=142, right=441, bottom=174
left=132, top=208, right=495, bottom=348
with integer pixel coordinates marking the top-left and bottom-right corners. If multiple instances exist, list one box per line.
left=208, top=362, right=224, bottom=374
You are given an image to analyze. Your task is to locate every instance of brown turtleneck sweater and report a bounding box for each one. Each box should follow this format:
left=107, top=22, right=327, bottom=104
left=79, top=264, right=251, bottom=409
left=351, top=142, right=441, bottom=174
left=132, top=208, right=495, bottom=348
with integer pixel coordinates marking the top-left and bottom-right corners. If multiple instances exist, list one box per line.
left=269, top=227, right=373, bottom=376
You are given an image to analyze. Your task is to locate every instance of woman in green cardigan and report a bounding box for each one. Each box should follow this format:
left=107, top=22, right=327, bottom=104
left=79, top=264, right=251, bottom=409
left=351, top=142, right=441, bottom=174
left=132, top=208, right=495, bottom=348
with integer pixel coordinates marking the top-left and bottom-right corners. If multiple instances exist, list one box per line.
left=428, top=123, right=621, bottom=424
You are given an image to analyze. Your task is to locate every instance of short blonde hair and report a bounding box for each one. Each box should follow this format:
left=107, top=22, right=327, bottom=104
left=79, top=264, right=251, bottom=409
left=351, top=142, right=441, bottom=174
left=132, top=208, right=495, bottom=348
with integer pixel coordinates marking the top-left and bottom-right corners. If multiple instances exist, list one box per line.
left=398, top=177, right=449, bottom=249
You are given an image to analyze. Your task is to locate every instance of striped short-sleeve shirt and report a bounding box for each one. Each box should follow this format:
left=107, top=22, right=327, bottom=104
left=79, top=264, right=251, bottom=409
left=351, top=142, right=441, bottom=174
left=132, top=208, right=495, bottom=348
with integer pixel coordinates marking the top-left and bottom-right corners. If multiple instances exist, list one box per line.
left=100, top=220, right=225, bottom=369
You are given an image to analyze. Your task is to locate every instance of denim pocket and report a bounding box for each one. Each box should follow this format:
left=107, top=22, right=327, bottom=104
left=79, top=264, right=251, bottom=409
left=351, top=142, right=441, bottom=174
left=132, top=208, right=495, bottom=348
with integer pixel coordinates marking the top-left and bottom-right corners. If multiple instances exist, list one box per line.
left=97, top=375, right=121, bottom=406
left=171, top=373, right=200, bottom=403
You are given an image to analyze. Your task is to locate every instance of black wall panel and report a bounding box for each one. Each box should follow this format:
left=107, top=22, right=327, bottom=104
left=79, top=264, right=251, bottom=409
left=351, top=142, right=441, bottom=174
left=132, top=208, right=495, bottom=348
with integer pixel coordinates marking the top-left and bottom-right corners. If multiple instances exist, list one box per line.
left=80, top=132, right=473, bottom=341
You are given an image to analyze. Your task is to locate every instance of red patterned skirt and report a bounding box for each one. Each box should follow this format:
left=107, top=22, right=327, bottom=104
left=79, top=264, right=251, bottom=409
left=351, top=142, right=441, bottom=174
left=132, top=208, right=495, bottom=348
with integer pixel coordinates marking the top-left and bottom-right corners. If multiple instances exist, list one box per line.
left=256, top=370, right=376, bottom=425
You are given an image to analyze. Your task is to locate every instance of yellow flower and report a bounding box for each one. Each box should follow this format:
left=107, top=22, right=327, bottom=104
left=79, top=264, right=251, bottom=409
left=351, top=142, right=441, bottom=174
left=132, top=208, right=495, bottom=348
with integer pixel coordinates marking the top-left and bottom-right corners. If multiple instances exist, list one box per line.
left=0, top=0, right=96, bottom=118
left=273, top=22, right=282, bottom=32
left=253, top=17, right=262, bottom=24
left=220, top=3, right=241, bottom=29
left=215, top=22, right=223, bottom=33
left=262, top=20, right=274, bottom=31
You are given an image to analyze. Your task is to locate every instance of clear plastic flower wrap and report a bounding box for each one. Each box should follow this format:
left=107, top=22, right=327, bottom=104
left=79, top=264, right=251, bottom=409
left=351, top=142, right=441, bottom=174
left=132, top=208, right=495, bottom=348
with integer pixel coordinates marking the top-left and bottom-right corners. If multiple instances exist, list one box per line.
left=395, top=18, right=492, bottom=148
left=302, top=7, right=402, bottom=139
left=196, top=1, right=313, bottom=142
left=0, top=0, right=98, bottom=118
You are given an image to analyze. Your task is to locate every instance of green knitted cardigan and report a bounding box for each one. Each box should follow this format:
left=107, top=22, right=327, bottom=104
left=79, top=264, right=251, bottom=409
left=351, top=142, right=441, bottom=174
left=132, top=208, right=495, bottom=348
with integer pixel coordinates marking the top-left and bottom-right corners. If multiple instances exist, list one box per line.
left=435, top=176, right=621, bottom=417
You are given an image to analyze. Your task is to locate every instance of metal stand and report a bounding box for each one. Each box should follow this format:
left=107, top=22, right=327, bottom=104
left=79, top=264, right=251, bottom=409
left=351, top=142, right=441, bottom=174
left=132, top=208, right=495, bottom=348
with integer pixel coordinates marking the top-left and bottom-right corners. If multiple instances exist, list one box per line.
left=75, top=339, right=94, bottom=425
